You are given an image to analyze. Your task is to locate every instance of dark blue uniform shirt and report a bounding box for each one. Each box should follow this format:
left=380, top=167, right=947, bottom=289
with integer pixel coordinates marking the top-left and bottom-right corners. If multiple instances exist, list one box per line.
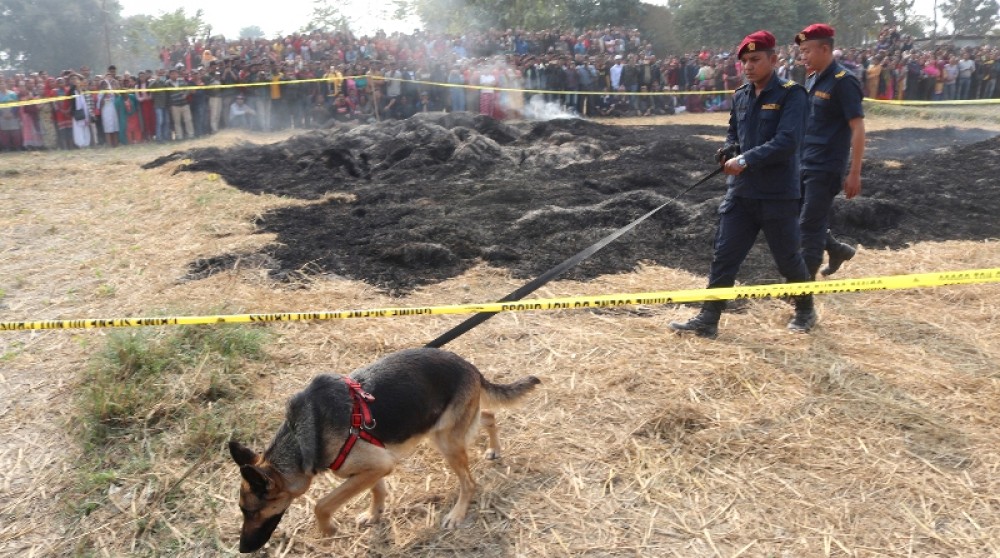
left=726, top=72, right=807, bottom=200
left=801, top=61, right=864, bottom=173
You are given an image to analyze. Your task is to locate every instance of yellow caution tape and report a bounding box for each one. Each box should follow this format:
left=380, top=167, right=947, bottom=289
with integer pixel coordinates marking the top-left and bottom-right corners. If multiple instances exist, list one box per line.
left=6, top=73, right=998, bottom=109
left=2, top=96, right=77, bottom=108
left=864, top=97, right=1000, bottom=106
left=0, top=75, right=376, bottom=109
left=0, top=86, right=725, bottom=111
left=1, top=268, right=997, bottom=331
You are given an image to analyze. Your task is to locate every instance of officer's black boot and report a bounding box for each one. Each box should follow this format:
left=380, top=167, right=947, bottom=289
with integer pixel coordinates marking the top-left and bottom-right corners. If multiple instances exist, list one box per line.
left=670, top=301, right=724, bottom=339
left=807, top=262, right=821, bottom=282
left=821, top=238, right=856, bottom=277
left=787, top=295, right=817, bottom=333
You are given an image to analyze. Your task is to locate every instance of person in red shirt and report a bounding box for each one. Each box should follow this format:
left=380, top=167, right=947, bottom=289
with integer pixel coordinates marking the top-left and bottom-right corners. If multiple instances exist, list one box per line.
left=50, top=77, right=74, bottom=149
left=136, top=70, right=156, bottom=141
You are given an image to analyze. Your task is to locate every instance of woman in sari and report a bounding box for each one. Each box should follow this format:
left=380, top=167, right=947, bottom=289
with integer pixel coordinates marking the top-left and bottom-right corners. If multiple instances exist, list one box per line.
left=18, top=88, right=44, bottom=149
left=878, top=55, right=896, bottom=100
left=117, top=76, right=142, bottom=144
left=68, top=75, right=91, bottom=148
left=895, top=56, right=907, bottom=100
left=38, top=78, right=59, bottom=150
left=865, top=55, right=882, bottom=98
left=96, top=76, right=120, bottom=147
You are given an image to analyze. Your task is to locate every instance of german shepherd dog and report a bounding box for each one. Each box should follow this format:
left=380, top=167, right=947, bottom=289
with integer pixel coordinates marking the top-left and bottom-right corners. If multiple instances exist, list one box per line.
left=228, top=347, right=540, bottom=553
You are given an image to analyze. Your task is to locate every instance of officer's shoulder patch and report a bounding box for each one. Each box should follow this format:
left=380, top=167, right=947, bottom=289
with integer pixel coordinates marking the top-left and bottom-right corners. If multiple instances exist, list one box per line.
left=735, top=82, right=750, bottom=91
left=835, top=70, right=847, bottom=79
left=782, top=80, right=799, bottom=88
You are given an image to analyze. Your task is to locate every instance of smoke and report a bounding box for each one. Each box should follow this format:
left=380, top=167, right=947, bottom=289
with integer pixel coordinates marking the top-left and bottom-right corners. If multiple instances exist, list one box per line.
left=520, top=95, right=580, bottom=121
left=451, top=55, right=582, bottom=122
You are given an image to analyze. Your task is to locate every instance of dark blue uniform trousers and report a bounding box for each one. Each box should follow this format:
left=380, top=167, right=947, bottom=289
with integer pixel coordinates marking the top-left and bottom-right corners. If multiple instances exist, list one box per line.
left=799, top=170, right=842, bottom=274
left=708, top=196, right=811, bottom=289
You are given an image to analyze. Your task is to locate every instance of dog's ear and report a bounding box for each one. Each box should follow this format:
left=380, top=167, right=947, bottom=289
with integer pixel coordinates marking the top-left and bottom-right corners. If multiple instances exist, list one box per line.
left=240, top=464, right=273, bottom=493
left=229, top=440, right=258, bottom=467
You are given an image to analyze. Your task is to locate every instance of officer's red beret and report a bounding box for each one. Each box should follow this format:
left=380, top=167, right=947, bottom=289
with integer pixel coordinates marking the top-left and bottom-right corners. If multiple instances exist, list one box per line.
left=795, top=24, right=835, bottom=45
left=737, top=31, right=776, bottom=58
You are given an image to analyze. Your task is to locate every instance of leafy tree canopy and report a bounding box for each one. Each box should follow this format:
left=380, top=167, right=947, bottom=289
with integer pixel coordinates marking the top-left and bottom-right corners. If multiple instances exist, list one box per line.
left=303, top=0, right=353, bottom=33
left=0, top=0, right=108, bottom=73
left=941, top=0, right=1000, bottom=35
left=240, top=25, right=265, bottom=40
left=400, top=0, right=643, bottom=34
left=673, top=0, right=827, bottom=51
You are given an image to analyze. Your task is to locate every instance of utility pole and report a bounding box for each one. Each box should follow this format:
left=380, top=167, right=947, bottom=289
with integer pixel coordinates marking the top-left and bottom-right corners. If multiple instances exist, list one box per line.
left=932, top=0, right=938, bottom=44
left=102, top=0, right=113, bottom=67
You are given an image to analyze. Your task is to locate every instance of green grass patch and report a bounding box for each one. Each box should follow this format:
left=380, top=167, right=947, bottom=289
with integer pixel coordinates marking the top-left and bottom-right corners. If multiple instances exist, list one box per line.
left=72, top=323, right=271, bottom=548
left=79, top=324, right=267, bottom=450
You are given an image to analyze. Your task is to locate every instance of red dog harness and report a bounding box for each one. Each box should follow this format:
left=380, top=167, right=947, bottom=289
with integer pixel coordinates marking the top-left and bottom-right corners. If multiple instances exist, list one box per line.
left=330, top=377, right=384, bottom=471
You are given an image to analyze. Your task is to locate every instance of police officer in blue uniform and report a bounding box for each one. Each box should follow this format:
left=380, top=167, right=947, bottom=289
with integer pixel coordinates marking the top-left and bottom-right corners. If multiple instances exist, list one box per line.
left=796, top=24, right=866, bottom=277
left=671, top=30, right=816, bottom=339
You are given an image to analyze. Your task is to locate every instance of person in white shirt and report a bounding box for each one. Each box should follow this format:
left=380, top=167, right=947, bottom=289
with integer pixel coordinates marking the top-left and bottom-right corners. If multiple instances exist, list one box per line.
left=943, top=56, right=959, bottom=100
left=229, top=95, right=256, bottom=129
left=610, top=55, right=623, bottom=90
left=957, top=52, right=976, bottom=100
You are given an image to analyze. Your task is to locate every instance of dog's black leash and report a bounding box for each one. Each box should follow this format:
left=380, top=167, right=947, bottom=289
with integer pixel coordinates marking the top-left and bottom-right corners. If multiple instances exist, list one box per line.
left=426, top=166, right=724, bottom=348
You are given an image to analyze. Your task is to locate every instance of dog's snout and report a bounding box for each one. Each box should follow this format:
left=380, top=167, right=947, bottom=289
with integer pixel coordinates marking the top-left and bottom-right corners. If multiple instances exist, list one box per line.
left=239, top=510, right=285, bottom=553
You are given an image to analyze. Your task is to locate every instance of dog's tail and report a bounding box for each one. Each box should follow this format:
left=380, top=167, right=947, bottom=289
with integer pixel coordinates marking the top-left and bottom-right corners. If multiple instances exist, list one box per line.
left=480, top=375, right=541, bottom=409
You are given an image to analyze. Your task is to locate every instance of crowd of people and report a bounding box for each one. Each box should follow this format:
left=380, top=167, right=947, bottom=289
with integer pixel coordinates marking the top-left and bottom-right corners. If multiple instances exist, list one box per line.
left=805, top=26, right=1000, bottom=101
left=1, top=24, right=998, bottom=152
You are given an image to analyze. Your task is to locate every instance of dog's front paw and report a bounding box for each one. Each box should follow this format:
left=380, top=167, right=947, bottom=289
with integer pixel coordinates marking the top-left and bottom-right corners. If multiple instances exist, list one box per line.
left=316, top=516, right=337, bottom=537
left=355, top=511, right=382, bottom=528
left=483, top=448, right=501, bottom=461
left=441, top=509, right=467, bottom=529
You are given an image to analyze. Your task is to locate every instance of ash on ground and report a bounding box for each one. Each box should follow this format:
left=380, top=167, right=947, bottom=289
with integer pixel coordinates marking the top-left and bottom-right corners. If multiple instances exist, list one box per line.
left=144, top=113, right=1000, bottom=293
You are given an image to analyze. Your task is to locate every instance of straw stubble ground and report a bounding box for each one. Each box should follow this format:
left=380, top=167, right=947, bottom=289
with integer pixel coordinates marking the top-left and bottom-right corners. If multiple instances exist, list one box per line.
left=1, top=114, right=998, bottom=557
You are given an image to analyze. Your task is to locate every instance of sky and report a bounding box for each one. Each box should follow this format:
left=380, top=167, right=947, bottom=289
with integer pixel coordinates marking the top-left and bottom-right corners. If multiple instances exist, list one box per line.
left=118, top=0, right=942, bottom=40
left=117, top=0, right=420, bottom=38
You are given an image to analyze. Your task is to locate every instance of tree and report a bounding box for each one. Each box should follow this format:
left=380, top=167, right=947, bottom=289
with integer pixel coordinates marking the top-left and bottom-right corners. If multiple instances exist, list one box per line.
left=0, top=0, right=111, bottom=73
left=673, top=0, right=827, bottom=50
left=898, top=16, right=932, bottom=38
left=826, top=0, right=876, bottom=45
left=105, top=9, right=204, bottom=71
left=114, top=14, right=162, bottom=71
left=145, top=8, right=207, bottom=47
left=401, top=0, right=642, bottom=34
left=304, top=0, right=353, bottom=33
left=562, top=0, right=642, bottom=28
left=941, top=0, right=1000, bottom=35
left=240, top=25, right=265, bottom=40
left=873, top=0, right=931, bottom=36
left=637, top=3, right=681, bottom=56
left=825, top=0, right=935, bottom=44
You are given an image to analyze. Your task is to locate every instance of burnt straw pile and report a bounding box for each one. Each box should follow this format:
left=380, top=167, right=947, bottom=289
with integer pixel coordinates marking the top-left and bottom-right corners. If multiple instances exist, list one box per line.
left=143, top=114, right=1000, bottom=292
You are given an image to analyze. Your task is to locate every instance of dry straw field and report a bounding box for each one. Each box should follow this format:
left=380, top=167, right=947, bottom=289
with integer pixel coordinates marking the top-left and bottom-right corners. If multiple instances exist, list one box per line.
left=1, top=108, right=999, bottom=557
